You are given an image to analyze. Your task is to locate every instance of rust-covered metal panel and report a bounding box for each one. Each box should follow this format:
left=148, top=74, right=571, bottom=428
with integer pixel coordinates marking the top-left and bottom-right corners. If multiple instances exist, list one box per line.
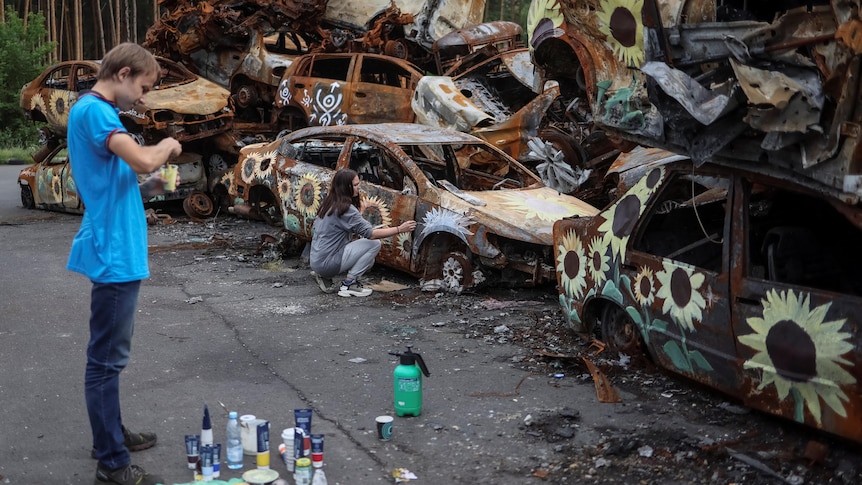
left=554, top=159, right=862, bottom=444
left=19, top=57, right=233, bottom=144
left=527, top=0, right=862, bottom=201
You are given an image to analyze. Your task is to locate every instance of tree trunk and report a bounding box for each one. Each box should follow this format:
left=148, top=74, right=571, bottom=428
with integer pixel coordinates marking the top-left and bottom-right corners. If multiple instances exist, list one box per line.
left=94, top=0, right=105, bottom=56
left=50, top=0, right=57, bottom=61
left=131, top=0, right=136, bottom=43
left=75, top=0, right=83, bottom=58
left=105, top=0, right=116, bottom=49
left=23, top=0, right=29, bottom=28
left=122, top=0, right=128, bottom=42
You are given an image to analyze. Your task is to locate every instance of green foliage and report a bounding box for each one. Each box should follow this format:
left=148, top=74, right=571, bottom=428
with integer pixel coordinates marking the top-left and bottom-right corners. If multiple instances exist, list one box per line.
left=0, top=8, right=55, bottom=148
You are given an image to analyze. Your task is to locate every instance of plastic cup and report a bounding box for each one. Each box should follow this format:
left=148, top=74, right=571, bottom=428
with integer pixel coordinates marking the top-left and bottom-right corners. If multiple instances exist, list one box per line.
left=161, top=163, right=178, bottom=191
left=375, top=415, right=393, bottom=441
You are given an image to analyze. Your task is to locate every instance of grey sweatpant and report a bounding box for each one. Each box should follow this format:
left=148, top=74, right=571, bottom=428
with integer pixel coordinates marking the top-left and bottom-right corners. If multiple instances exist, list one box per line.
left=340, top=238, right=381, bottom=281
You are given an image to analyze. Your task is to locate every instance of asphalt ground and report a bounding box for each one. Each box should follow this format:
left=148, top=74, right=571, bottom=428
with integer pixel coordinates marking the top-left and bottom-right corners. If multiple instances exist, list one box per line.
left=3, top=163, right=859, bottom=485
left=1, top=163, right=640, bottom=484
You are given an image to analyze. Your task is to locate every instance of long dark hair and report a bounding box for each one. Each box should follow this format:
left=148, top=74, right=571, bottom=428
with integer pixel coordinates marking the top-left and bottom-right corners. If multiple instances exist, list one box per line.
left=317, top=169, right=360, bottom=217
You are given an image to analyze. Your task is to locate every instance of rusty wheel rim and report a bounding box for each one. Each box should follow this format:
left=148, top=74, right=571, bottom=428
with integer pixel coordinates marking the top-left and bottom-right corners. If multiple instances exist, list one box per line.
left=183, top=191, right=215, bottom=219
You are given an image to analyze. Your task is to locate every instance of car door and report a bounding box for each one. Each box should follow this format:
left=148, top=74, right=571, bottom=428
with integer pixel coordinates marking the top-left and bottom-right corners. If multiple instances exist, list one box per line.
left=286, top=55, right=356, bottom=126
left=623, top=166, right=737, bottom=395
left=730, top=173, right=862, bottom=442
left=350, top=55, right=419, bottom=124
left=345, top=137, right=419, bottom=271
left=277, top=135, right=349, bottom=239
left=35, top=145, right=81, bottom=212
left=38, top=64, right=78, bottom=133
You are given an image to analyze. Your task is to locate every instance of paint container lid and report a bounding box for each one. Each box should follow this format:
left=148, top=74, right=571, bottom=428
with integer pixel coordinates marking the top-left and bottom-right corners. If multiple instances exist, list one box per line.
left=242, top=468, right=279, bottom=484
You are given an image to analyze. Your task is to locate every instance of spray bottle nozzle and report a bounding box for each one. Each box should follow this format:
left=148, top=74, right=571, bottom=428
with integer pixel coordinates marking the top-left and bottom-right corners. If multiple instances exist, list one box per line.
left=388, top=344, right=430, bottom=377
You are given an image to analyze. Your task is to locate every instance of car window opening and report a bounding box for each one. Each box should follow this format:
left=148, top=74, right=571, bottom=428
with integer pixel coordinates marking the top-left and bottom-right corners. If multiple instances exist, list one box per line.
left=634, top=173, right=729, bottom=272
left=746, top=183, right=862, bottom=297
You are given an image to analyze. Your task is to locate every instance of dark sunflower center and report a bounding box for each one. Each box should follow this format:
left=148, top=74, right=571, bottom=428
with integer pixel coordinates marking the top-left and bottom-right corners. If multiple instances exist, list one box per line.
left=364, top=207, right=382, bottom=226
left=612, top=195, right=640, bottom=239
left=670, top=268, right=692, bottom=307
left=765, top=320, right=817, bottom=383
left=638, top=274, right=651, bottom=297
left=646, top=168, right=661, bottom=188
left=300, top=185, right=315, bottom=206
left=564, top=250, right=581, bottom=280
left=610, top=7, right=637, bottom=48
left=591, top=250, right=603, bottom=271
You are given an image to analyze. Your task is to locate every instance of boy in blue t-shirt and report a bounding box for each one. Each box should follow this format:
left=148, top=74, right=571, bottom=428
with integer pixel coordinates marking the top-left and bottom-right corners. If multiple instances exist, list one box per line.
left=67, top=42, right=182, bottom=485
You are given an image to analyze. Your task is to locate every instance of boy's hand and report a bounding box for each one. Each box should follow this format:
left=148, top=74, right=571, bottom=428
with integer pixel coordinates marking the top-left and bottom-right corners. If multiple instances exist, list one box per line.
left=139, top=171, right=180, bottom=198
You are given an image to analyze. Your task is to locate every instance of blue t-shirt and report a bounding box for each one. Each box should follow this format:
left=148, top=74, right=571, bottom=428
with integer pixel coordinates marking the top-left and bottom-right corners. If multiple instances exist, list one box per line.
left=66, top=93, right=149, bottom=283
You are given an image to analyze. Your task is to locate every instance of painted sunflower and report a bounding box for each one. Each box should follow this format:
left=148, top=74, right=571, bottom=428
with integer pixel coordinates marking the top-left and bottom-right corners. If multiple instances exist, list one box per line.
left=420, top=207, right=474, bottom=238
left=586, top=235, right=611, bottom=288
left=527, top=0, right=564, bottom=49
left=632, top=265, right=656, bottom=306
left=360, top=195, right=393, bottom=230
left=556, top=230, right=587, bottom=299
left=739, top=290, right=856, bottom=425
left=596, top=192, right=642, bottom=262
left=654, top=260, right=706, bottom=332
left=396, top=232, right=412, bottom=259
left=49, top=91, right=74, bottom=126
left=30, top=94, right=47, bottom=114
left=51, top=175, right=62, bottom=199
left=504, top=192, right=588, bottom=223
left=278, top=178, right=293, bottom=204
left=240, top=155, right=258, bottom=184
left=596, top=0, right=645, bottom=67
left=294, top=173, right=322, bottom=217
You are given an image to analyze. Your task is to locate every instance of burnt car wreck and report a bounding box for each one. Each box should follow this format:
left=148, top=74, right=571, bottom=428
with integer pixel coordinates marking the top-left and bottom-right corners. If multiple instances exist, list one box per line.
left=144, top=0, right=486, bottom=134
left=528, top=0, right=862, bottom=200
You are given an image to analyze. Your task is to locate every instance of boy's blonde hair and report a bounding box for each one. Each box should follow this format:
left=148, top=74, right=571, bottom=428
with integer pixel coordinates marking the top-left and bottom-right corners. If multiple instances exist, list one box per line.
left=98, top=43, right=160, bottom=81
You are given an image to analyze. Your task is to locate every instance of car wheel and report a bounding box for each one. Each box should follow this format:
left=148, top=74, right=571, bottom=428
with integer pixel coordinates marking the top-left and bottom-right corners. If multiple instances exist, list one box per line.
left=384, top=39, right=409, bottom=59
left=206, top=152, right=229, bottom=176
left=440, top=251, right=473, bottom=294
left=20, top=185, right=35, bottom=209
left=183, top=190, right=215, bottom=219
left=600, top=302, right=641, bottom=354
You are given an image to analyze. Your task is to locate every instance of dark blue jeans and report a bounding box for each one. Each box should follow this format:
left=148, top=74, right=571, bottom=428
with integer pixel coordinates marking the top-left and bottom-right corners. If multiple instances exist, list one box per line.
left=85, top=280, right=140, bottom=469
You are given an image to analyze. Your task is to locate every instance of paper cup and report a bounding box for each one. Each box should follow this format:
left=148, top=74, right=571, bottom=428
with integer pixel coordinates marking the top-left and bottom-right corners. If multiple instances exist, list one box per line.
left=161, top=163, right=178, bottom=191
left=375, top=415, right=393, bottom=440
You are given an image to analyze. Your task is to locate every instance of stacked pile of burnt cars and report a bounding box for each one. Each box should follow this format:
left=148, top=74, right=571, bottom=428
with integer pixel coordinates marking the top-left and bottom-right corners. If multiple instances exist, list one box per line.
left=15, top=0, right=862, bottom=448
left=527, top=0, right=862, bottom=446
left=17, top=56, right=237, bottom=218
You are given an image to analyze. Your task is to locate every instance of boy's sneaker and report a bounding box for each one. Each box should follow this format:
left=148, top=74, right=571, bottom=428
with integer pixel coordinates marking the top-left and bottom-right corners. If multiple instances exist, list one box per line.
left=91, top=426, right=157, bottom=458
left=94, top=463, right=163, bottom=485
left=338, top=280, right=372, bottom=297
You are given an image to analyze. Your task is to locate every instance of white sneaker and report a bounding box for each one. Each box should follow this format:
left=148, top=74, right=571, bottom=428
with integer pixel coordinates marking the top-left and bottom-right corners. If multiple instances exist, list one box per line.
left=338, top=280, right=372, bottom=297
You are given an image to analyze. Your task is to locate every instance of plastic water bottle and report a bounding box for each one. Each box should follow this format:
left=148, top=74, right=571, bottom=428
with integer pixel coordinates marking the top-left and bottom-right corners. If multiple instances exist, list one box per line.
left=226, top=411, right=243, bottom=470
left=312, top=469, right=328, bottom=485
left=389, top=344, right=430, bottom=416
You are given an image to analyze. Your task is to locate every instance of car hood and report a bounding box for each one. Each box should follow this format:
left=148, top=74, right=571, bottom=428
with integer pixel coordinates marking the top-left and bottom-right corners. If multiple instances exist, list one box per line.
left=438, top=186, right=599, bottom=245
left=141, top=78, right=230, bottom=115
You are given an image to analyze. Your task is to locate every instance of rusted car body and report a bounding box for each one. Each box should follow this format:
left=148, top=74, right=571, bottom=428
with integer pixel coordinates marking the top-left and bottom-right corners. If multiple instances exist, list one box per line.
left=18, top=140, right=208, bottom=214
left=527, top=0, right=862, bottom=201
left=145, top=0, right=486, bottom=80
left=413, top=48, right=563, bottom=162
left=432, top=20, right=525, bottom=75
left=20, top=57, right=234, bottom=151
left=553, top=157, right=862, bottom=444
left=275, top=53, right=423, bottom=129
left=220, top=123, right=598, bottom=291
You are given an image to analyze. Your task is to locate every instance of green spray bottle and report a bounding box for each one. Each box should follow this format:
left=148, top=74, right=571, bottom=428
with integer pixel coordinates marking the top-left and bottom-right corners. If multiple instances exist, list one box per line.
left=389, top=344, right=430, bottom=416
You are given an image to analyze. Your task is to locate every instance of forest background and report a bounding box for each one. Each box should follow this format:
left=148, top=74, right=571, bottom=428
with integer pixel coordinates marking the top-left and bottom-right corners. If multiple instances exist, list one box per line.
left=0, top=0, right=529, bottom=158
